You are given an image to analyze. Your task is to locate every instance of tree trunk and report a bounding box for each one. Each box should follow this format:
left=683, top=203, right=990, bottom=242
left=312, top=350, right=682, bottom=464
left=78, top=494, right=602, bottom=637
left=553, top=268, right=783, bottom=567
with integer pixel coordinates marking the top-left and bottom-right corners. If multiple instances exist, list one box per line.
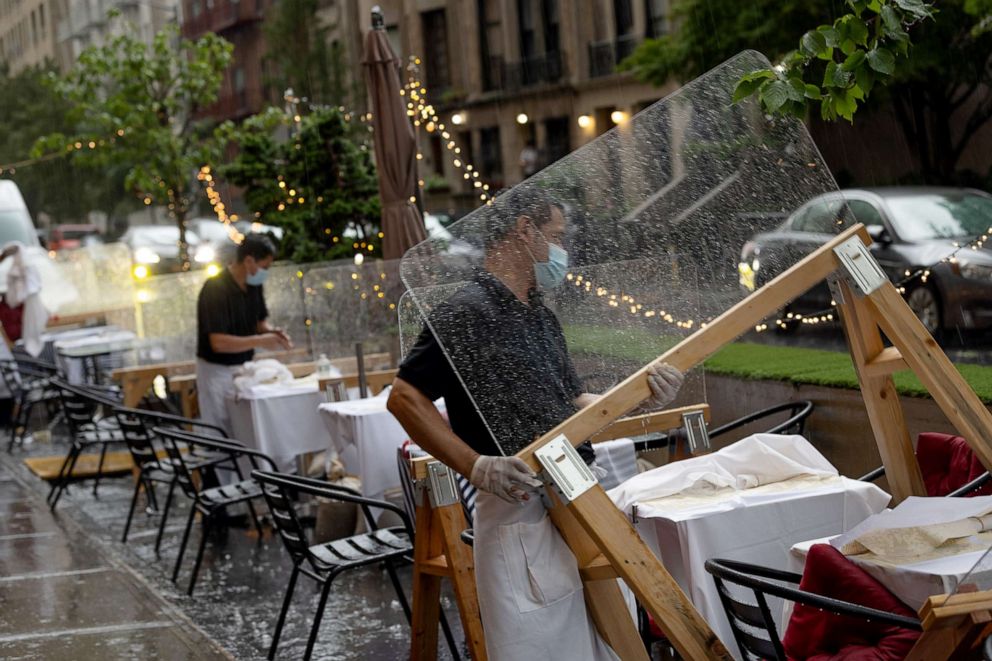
left=176, top=209, right=190, bottom=270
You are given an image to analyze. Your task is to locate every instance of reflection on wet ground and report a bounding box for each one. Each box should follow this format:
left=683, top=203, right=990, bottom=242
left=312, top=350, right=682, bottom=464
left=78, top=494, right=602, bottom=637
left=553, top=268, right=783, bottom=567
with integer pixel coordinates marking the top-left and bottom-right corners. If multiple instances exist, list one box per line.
left=0, top=459, right=228, bottom=660
left=2, top=439, right=463, bottom=660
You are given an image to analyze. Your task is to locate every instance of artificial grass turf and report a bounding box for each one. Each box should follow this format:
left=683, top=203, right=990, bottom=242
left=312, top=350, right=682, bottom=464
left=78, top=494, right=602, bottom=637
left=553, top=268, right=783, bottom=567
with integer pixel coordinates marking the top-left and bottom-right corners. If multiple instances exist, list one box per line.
left=563, top=325, right=992, bottom=404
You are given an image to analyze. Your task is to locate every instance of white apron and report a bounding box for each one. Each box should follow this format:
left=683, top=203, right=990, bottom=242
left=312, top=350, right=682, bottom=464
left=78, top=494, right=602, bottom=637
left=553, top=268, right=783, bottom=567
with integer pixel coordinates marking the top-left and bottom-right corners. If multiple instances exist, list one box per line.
left=195, top=358, right=240, bottom=435
left=473, top=491, right=621, bottom=661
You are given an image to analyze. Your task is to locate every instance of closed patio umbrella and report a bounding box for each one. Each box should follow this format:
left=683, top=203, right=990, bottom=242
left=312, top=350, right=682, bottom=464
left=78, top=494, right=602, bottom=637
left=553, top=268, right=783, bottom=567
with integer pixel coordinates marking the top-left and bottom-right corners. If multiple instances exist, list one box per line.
left=363, top=6, right=427, bottom=260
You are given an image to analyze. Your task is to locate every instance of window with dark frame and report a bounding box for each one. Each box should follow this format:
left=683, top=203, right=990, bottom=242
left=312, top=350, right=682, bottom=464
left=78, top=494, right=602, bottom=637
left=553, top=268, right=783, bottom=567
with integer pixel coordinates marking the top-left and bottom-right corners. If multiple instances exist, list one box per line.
left=543, top=116, right=570, bottom=166
left=644, top=0, right=668, bottom=38
left=479, top=126, right=503, bottom=183
left=421, top=9, right=451, bottom=91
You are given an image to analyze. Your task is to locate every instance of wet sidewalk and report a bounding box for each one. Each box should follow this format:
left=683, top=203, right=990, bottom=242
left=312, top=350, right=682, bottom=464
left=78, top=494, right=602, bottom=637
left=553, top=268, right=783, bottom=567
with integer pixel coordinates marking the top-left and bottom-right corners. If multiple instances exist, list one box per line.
left=4, top=438, right=460, bottom=660
left=0, top=457, right=230, bottom=660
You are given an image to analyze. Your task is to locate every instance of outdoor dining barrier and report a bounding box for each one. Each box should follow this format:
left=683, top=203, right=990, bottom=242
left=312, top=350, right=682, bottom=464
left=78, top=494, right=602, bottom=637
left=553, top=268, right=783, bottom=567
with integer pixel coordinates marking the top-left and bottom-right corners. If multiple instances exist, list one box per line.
left=395, top=51, right=992, bottom=658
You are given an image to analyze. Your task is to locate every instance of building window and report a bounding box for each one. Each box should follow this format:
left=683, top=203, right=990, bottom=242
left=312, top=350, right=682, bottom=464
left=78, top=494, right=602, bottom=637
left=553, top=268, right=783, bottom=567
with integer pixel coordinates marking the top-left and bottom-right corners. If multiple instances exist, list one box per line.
left=430, top=135, right=444, bottom=175
left=614, top=0, right=633, bottom=36
left=541, top=0, right=560, bottom=54
left=517, top=0, right=536, bottom=60
left=38, top=3, right=44, bottom=37
left=30, top=9, right=36, bottom=45
left=479, top=126, right=503, bottom=183
left=644, top=0, right=667, bottom=37
left=421, top=10, right=451, bottom=91
left=478, top=0, right=503, bottom=91
left=190, top=0, right=201, bottom=18
left=543, top=116, right=570, bottom=166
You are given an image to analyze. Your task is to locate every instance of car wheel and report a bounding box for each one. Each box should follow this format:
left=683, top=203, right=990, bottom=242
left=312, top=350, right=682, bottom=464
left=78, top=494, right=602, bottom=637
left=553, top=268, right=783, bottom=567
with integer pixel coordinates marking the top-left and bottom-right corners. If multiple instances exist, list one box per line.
left=906, top=284, right=941, bottom=335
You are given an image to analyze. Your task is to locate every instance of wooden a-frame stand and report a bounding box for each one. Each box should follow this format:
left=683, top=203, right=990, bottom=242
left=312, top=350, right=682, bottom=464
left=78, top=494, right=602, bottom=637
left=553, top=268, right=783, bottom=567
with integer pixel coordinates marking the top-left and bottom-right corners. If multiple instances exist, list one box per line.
left=507, top=224, right=992, bottom=660
left=407, top=223, right=992, bottom=659
left=406, top=404, right=711, bottom=660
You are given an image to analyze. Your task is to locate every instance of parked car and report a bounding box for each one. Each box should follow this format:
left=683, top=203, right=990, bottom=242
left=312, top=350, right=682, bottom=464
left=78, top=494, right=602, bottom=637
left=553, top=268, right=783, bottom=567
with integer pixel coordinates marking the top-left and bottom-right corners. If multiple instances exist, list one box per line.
left=121, top=225, right=212, bottom=275
left=188, top=217, right=238, bottom=265
left=49, top=224, right=101, bottom=251
left=740, top=187, right=992, bottom=334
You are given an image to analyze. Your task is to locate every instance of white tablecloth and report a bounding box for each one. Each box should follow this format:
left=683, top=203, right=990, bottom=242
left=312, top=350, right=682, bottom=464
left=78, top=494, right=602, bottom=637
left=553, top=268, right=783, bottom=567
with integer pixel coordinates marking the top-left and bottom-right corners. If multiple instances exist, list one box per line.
left=317, top=393, right=445, bottom=501
left=613, top=436, right=890, bottom=657
left=226, top=382, right=331, bottom=472
left=53, top=329, right=136, bottom=383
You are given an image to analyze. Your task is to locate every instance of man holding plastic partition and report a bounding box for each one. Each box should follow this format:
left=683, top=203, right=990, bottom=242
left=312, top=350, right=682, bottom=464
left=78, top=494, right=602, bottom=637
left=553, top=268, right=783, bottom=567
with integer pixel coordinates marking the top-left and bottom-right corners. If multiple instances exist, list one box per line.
left=196, top=234, right=292, bottom=434
left=388, top=187, right=683, bottom=660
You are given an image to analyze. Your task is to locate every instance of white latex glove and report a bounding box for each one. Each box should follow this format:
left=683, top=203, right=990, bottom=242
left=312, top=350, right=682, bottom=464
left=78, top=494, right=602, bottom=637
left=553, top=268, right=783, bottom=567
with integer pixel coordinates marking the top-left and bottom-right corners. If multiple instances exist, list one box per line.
left=470, top=455, right=543, bottom=504
left=645, top=362, right=684, bottom=410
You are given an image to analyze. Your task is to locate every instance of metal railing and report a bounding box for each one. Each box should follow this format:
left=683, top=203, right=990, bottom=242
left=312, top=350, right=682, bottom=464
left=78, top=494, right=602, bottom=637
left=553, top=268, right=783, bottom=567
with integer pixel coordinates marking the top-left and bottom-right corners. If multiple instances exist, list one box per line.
left=588, top=34, right=639, bottom=78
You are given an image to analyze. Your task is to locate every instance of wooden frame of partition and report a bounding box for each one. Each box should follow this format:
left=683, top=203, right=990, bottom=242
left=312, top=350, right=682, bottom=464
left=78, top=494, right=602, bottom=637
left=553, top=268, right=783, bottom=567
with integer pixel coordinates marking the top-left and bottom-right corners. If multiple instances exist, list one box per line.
left=506, top=223, right=992, bottom=659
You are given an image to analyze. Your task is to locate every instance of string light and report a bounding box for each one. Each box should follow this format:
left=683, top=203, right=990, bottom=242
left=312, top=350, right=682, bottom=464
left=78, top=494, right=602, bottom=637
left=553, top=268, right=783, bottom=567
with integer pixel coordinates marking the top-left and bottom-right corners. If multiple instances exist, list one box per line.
left=403, top=56, right=494, bottom=204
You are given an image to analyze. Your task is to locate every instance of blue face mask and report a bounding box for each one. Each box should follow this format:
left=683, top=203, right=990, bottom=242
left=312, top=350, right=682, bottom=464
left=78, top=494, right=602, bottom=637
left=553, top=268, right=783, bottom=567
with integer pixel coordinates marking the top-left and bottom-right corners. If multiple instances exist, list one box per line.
left=246, top=267, right=269, bottom=286
left=534, top=242, right=568, bottom=290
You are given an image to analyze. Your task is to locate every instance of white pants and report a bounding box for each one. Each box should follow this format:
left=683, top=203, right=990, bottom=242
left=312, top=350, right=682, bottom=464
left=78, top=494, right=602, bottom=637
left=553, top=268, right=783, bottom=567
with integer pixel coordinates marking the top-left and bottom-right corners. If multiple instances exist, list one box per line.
left=473, top=492, right=620, bottom=661
left=195, top=359, right=240, bottom=436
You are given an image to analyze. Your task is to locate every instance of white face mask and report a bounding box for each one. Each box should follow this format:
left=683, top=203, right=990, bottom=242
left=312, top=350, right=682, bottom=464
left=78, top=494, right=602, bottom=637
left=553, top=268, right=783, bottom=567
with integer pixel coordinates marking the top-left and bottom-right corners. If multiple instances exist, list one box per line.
left=534, top=243, right=569, bottom=290
left=521, top=219, right=569, bottom=290
left=246, top=265, right=269, bottom=286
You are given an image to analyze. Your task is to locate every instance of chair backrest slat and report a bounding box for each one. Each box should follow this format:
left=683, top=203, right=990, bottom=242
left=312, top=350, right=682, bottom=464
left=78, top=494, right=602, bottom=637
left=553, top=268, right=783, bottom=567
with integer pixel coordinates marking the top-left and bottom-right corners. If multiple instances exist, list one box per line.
left=259, top=481, right=311, bottom=563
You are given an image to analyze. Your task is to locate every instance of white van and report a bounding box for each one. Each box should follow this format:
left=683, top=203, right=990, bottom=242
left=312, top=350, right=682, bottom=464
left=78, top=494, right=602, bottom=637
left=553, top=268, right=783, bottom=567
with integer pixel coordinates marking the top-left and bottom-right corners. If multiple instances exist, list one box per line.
left=0, top=180, right=41, bottom=247
left=0, top=180, right=76, bottom=314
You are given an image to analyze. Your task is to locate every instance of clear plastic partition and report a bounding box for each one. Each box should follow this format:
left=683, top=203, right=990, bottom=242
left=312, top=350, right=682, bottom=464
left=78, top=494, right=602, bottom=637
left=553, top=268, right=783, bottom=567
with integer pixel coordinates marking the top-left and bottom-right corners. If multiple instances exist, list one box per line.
left=132, top=262, right=332, bottom=365
left=53, top=242, right=136, bottom=326
left=303, top=259, right=404, bottom=366
left=132, top=269, right=209, bottom=364
left=262, top=262, right=320, bottom=359
left=398, top=51, right=843, bottom=456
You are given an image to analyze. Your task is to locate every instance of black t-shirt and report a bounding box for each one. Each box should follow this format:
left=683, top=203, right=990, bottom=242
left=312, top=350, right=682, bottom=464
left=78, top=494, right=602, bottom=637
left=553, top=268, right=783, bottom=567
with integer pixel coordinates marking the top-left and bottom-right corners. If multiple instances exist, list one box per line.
left=397, top=270, right=586, bottom=458
left=196, top=269, right=268, bottom=366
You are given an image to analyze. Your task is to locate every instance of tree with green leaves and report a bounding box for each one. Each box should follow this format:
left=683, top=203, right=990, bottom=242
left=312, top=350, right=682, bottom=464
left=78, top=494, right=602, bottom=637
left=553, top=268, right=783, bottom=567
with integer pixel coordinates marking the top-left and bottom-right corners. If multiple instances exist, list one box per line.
left=33, top=22, right=233, bottom=265
left=263, top=0, right=351, bottom=106
left=622, top=0, right=992, bottom=183
left=217, top=106, right=380, bottom=263
left=0, top=62, right=132, bottom=227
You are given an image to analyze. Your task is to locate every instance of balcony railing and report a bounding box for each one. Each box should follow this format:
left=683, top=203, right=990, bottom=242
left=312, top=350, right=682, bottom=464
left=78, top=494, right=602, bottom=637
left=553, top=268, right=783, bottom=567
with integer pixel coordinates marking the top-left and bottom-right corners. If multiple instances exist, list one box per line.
left=588, top=34, right=639, bottom=78
left=484, top=51, right=564, bottom=94
left=181, top=0, right=263, bottom=38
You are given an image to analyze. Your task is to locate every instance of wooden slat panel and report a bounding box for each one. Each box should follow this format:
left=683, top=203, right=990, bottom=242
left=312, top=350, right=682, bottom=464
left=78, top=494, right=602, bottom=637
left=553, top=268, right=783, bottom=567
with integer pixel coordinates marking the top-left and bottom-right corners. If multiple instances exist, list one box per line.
left=568, top=486, right=731, bottom=659
left=589, top=404, right=710, bottom=443
left=862, top=346, right=909, bottom=378
left=835, top=280, right=924, bottom=503
left=868, top=282, right=992, bottom=475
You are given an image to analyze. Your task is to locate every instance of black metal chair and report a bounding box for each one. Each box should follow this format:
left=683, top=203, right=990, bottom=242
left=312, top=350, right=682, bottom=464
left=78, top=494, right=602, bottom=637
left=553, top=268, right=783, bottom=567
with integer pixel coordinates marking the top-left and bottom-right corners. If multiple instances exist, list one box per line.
left=253, top=469, right=414, bottom=661
left=46, top=380, right=125, bottom=509
left=704, top=558, right=921, bottom=660
left=112, top=405, right=237, bottom=554
left=152, top=427, right=275, bottom=596
left=0, top=357, right=60, bottom=450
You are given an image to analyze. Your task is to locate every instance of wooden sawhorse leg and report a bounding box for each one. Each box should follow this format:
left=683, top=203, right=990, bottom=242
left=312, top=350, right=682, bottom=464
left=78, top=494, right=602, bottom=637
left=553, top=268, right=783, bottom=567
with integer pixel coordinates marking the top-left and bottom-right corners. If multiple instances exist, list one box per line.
left=410, top=459, right=487, bottom=660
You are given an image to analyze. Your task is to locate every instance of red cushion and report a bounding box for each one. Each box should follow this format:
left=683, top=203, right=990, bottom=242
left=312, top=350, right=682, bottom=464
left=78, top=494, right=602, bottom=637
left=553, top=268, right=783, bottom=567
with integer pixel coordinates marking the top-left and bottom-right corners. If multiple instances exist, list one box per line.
left=916, top=432, right=991, bottom=497
left=783, top=544, right=920, bottom=661
left=0, top=300, right=22, bottom=342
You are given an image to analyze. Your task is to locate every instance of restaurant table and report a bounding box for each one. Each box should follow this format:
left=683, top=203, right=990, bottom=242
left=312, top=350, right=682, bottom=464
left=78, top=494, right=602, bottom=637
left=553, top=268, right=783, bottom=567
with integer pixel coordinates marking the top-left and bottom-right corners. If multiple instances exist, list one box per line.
left=54, top=329, right=136, bottom=384
left=625, top=473, right=889, bottom=655
left=22, top=324, right=118, bottom=363
left=226, top=380, right=336, bottom=473
left=318, top=391, right=445, bottom=501
left=790, top=531, right=992, bottom=612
